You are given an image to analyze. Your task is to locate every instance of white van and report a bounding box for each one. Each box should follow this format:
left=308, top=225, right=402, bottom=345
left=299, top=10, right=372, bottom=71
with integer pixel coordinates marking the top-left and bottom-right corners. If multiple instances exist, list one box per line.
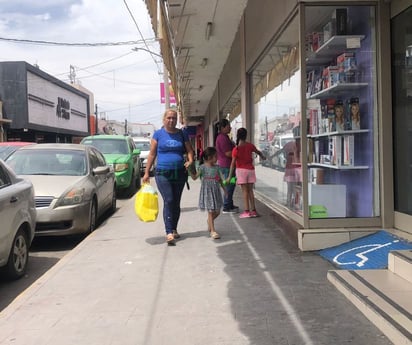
left=132, top=137, right=153, bottom=176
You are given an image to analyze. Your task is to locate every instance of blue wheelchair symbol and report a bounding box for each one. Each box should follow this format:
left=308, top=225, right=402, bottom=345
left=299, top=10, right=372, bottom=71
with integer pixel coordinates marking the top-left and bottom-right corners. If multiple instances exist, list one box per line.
left=319, top=231, right=412, bottom=270
left=333, top=240, right=399, bottom=267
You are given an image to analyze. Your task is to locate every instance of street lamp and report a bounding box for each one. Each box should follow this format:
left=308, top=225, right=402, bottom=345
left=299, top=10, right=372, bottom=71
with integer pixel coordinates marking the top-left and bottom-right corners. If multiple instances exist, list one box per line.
left=131, top=47, right=162, bottom=58
left=132, top=47, right=170, bottom=109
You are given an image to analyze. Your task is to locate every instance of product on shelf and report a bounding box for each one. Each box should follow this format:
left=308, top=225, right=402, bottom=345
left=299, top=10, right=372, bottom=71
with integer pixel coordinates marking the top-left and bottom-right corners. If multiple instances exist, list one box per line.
left=349, top=97, right=361, bottom=130
left=332, top=8, right=348, bottom=35
left=334, top=100, right=345, bottom=132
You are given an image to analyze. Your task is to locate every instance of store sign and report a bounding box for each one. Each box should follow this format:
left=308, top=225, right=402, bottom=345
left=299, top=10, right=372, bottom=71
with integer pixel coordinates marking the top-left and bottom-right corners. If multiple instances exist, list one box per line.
left=27, top=71, right=88, bottom=132
left=160, top=82, right=176, bottom=104
left=56, top=97, right=70, bottom=120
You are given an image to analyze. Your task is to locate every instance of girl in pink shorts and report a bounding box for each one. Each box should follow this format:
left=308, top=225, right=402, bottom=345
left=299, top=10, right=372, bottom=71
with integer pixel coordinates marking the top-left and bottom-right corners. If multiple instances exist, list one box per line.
left=227, top=128, right=266, bottom=218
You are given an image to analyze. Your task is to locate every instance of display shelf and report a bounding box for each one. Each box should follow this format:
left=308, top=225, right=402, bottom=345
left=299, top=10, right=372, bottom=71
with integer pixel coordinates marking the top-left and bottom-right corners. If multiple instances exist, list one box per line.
left=308, top=82, right=368, bottom=99
left=308, top=163, right=369, bottom=170
left=307, top=35, right=366, bottom=66
left=308, top=129, right=369, bottom=138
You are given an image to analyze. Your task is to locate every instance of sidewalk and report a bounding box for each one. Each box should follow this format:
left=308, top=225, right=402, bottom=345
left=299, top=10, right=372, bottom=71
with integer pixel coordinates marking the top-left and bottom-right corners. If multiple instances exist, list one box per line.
left=0, top=179, right=392, bottom=345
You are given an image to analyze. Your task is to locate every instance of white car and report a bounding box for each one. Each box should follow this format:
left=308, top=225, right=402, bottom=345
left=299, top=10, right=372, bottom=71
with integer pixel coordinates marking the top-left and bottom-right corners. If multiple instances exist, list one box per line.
left=268, top=133, right=294, bottom=170
left=0, top=159, right=36, bottom=279
left=132, top=137, right=154, bottom=176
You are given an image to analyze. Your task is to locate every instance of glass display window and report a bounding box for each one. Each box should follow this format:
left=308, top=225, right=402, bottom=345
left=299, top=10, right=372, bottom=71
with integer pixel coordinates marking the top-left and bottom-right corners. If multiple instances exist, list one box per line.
left=391, top=6, right=412, bottom=216
left=251, top=14, right=302, bottom=214
left=250, top=4, right=380, bottom=225
left=304, top=5, right=380, bottom=220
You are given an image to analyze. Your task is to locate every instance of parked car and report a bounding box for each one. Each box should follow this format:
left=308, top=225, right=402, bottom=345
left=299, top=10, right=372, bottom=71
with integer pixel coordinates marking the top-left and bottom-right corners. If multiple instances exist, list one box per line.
left=268, top=133, right=294, bottom=170
left=0, top=141, right=34, bottom=160
left=81, top=135, right=141, bottom=195
left=5, top=144, right=116, bottom=237
left=0, top=159, right=36, bottom=279
left=132, top=137, right=154, bottom=176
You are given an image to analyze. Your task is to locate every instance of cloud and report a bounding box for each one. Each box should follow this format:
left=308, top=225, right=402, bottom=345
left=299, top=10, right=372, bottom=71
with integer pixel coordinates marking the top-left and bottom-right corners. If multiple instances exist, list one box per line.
left=0, top=0, right=164, bottom=128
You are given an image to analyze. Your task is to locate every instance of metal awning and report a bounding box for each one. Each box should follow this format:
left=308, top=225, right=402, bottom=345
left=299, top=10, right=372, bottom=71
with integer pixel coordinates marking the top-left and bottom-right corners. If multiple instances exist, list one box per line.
left=145, top=0, right=248, bottom=125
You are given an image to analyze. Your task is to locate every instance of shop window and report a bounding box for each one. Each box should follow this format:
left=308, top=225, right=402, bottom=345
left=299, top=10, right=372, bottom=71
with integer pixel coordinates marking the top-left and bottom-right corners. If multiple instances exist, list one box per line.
left=251, top=4, right=379, bottom=222
left=392, top=6, right=412, bottom=215
left=251, top=14, right=301, bottom=213
left=305, top=5, right=379, bottom=219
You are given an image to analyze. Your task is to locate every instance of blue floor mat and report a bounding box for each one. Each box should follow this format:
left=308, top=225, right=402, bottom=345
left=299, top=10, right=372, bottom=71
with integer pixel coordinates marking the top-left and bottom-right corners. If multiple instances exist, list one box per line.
left=319, top=230, right=412, bottom=270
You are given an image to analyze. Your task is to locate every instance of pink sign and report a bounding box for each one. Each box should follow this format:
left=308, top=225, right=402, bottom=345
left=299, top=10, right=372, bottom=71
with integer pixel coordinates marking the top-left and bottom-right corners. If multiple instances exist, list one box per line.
left=160, top=82, right=176, bottom=104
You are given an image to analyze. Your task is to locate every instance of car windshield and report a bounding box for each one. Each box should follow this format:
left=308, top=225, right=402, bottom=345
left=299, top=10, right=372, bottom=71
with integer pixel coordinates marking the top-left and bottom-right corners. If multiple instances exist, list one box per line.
left=83, top=139, right=128, bottom=154
left=6, top=150, right=87, bottom=176
left=134, top=141, right=150, bottom=151
left=0, top=146, right=16, bottom=160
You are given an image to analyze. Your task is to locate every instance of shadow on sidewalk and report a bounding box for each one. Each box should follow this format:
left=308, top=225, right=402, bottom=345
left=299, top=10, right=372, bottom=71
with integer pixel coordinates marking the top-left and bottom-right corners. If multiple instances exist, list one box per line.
left=212, top=197, right=392, bottom=345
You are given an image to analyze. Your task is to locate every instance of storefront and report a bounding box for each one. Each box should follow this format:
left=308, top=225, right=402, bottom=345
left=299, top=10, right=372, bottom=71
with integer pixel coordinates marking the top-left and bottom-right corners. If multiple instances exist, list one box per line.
left=0, top=61, right=90, bottom=143
left=207, top=0, right=400, bottom=250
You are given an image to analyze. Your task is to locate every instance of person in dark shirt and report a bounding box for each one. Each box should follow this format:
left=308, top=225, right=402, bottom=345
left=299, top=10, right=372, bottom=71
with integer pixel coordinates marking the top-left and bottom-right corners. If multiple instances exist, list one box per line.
left=215, top=118, right=238, bottom=213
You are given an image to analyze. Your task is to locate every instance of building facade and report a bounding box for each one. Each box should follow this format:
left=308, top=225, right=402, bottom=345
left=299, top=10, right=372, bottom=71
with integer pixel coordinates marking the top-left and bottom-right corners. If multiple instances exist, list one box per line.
left=147, top=0, right=412, bottom=250
left=0, top=61, right=90, bottom=143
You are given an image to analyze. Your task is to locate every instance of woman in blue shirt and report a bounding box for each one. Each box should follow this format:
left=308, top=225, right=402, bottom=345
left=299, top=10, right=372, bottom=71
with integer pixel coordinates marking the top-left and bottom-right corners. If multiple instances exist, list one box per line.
left=143, top=109, right=194, bottom=244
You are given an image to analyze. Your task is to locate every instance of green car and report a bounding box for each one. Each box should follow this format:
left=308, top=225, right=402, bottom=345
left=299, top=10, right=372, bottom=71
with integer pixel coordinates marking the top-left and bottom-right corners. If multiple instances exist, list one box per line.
left=81, top=135, right=141, bottom=196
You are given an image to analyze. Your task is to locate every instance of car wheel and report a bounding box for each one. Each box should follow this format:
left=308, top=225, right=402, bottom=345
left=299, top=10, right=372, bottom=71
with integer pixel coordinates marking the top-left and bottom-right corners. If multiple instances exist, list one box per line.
left=89, top=198, right=97, bottom=233
left=110, top=186, right=117, bottom=214
left=6, top=227, right=29, bottom=280
left=126, top=171, right=139, bottom=197
left=135, top=172, right=141, bottom=191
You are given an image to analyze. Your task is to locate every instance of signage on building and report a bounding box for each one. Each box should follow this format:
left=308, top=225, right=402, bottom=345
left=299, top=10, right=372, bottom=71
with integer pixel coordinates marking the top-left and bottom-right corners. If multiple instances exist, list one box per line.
left=27, top=71, right=88, bottom=132
left=56, top=97, right=70, bottom=119
left=160, top=82, right=176, bottom=104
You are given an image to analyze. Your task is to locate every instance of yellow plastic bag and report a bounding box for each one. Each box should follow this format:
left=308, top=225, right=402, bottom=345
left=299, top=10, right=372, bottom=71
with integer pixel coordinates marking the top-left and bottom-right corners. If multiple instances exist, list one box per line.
left=135, top=184, right=159, bottom=222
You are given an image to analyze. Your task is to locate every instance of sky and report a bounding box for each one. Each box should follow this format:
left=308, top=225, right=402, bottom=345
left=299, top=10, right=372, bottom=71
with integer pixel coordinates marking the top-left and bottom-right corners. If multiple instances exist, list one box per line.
left=0, top=0, right=166, bottom=129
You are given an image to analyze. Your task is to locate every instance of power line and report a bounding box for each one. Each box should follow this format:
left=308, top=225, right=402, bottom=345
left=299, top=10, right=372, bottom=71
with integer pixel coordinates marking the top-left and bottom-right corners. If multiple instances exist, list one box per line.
left=97, top=99, right=160, bottom=113
left=54, top=52, right=136, bottom=77
left=0, top=36, right=156, bottom=47
left=64, top=66, right=157, bottom=86
left=123, top=0, right=161, bottom=74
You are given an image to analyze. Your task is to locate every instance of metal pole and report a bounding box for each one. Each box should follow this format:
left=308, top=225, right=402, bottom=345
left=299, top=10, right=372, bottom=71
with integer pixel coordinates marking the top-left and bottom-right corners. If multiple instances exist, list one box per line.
left=95, top=104, right=98, bottom=134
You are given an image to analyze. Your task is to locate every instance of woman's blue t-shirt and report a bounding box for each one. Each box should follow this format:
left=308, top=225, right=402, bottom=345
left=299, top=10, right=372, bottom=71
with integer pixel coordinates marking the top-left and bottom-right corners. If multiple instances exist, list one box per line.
left=153, top=128, right=188, bottom=170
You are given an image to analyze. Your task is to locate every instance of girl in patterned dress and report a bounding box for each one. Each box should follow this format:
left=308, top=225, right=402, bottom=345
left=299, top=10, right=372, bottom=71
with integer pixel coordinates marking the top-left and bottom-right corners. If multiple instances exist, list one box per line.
left=190, top=147, right=226, bottom=239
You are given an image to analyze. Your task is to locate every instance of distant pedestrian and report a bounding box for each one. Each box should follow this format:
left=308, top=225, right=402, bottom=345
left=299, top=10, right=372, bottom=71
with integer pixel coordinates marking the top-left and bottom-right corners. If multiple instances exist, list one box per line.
left=215, top=118, right=238, bottom=214
left=227, top=127, right=266, bottom=218
left=143, top=109, right=194, bottom=244
left=190, top=147, right=226, bottom=239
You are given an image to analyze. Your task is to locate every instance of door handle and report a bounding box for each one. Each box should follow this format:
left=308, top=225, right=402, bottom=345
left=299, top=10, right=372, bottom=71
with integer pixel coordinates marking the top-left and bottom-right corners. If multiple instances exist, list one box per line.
left=10, top=196, right=18, bottom=203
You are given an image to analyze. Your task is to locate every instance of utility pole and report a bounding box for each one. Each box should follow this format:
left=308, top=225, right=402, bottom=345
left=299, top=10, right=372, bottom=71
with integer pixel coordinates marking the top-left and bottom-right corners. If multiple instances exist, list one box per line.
left=69, top=65, right=76, bottom=84
left=95, top=104, right=98, bottom=134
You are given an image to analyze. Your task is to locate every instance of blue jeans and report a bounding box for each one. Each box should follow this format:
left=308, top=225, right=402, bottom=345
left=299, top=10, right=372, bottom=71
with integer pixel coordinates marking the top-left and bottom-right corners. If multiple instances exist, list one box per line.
left=155, top=168, right=187, bottom=234
left=220, top=167, right=236, bottom=210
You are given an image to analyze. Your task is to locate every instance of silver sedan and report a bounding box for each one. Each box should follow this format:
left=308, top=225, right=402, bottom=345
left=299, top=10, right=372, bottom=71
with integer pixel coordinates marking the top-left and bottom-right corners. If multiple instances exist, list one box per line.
left=5, top=144, right=116, bottom=237
left=0, top=159, right=36, bottom=279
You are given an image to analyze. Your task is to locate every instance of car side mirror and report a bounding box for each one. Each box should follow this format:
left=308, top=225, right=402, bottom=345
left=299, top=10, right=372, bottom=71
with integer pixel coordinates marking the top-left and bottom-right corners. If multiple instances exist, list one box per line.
left=93, top=166, right=110, bottom=175
left=133, top=148, right=140, bottom=155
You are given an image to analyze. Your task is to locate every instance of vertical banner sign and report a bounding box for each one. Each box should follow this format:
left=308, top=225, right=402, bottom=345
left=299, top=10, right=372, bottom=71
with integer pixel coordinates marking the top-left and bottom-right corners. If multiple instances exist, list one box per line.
left=160, top=82, right=176, bottom=104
